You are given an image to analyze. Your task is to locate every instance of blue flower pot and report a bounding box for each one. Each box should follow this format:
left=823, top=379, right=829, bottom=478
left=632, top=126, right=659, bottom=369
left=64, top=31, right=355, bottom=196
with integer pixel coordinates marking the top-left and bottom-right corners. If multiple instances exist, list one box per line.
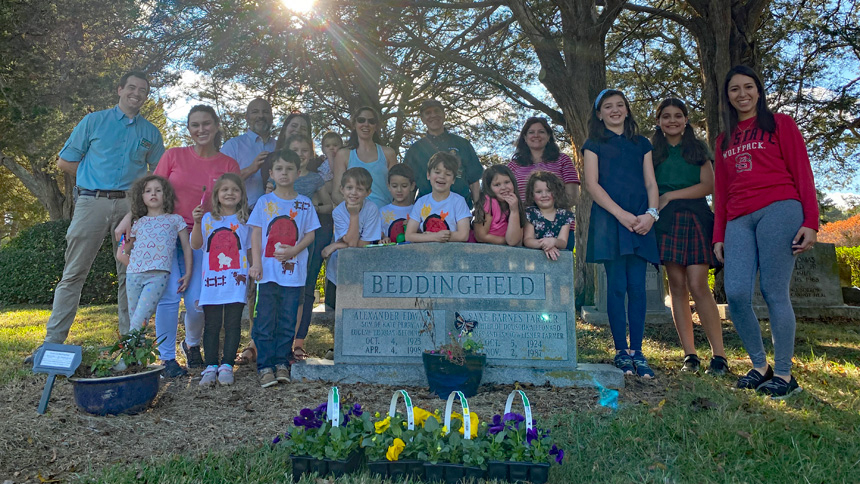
left=69, top=365, right=163, bottom=416
left=422, top=352, right=486, bottom=399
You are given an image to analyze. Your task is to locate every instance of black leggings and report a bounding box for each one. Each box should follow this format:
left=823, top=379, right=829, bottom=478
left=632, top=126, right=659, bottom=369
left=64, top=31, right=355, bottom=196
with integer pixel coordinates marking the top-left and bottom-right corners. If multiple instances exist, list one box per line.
left=202, top=303, right=244, bottom=366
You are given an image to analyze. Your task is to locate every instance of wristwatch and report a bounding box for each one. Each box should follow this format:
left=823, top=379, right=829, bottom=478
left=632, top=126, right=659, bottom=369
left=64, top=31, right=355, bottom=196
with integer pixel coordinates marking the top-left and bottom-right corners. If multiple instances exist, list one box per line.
left=646, top=207, right=660, bottom=222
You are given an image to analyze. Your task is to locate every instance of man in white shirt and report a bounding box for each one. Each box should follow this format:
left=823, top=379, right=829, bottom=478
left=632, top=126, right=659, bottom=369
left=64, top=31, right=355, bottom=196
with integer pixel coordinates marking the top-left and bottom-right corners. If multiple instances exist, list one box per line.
left=221, top=98, right=275, bottom=207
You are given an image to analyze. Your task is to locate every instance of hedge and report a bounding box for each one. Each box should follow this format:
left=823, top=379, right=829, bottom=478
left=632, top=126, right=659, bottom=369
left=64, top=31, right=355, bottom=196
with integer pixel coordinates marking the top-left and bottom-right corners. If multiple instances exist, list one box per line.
left=835, top=246, right=860, bottom=288
left=0, top=220, right=117, bottom=306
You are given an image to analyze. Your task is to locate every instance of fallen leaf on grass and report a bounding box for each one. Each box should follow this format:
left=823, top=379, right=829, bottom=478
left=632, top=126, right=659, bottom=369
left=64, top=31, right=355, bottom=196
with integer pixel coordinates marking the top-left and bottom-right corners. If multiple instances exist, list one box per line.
left=737, top=430, right=752, bottom=444
left=648, top=462, right=667, bottom=471
left=37, top=472, right=60, bottom=483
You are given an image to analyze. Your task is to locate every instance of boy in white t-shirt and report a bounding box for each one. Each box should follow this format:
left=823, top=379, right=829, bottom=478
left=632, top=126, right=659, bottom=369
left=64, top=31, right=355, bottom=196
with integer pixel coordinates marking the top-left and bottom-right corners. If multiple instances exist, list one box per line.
left=322, top=167, right=382, bottom=308
left=248, top=149, right=320, bottom=388
left=405, top=152, right=471, bottom=242
left=379, top=163, right=416, bottom=243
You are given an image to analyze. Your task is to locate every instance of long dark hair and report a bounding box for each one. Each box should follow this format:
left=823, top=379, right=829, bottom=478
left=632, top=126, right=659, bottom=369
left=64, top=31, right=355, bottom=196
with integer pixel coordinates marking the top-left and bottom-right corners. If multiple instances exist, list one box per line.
left=276, top=112, right=312, bottom=150
left=130, top=175, right=175, bottom=220
left=187, top=105, right=223, bottom=150
left=511, top=117, right=561, bottom=166
left=345, top=106, right=383, bottom=149
left=587, top=89, right=639, bottom=142
left=720, top=65, right=776, bottom=150
left=651, top=98, right=711, bottom=168
left=473, top=164, right=525, bottom=227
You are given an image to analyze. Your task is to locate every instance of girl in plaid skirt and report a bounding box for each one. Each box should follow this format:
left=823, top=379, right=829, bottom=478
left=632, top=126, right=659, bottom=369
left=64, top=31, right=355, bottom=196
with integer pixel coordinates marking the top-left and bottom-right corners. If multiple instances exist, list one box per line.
left=651, top=98, right=727, bottom=375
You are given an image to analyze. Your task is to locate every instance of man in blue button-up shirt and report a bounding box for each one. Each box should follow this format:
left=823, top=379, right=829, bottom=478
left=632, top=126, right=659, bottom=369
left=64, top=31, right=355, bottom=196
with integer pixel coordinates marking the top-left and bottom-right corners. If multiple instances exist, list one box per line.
left=221, top=98, right=275, bottom=207
left=41, top=71, right=165, bottom=347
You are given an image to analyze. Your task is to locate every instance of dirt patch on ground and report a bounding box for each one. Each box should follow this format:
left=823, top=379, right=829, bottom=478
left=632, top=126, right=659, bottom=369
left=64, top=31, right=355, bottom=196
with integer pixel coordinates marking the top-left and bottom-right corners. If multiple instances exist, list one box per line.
left=0, top=363, right=666, bottom=483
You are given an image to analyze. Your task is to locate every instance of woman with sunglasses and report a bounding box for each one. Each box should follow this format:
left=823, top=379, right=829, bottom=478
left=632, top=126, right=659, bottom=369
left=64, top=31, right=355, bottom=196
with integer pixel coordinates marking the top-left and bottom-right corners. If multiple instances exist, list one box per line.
left=332, top=106, right=397, bottom=208
left=507, top=117, right=580, bottom=247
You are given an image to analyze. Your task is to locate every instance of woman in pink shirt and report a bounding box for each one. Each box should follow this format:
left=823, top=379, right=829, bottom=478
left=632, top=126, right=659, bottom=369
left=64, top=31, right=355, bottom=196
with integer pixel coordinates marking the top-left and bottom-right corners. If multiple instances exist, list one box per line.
left=507, top=117, right=580, bottom=249
left=151, top=105, right=240, bottom=377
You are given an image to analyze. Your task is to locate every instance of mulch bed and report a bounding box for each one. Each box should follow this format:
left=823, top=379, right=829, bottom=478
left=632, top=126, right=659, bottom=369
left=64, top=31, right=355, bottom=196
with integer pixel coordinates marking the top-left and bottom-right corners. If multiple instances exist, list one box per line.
left=0, top=364, right=666, bottom=483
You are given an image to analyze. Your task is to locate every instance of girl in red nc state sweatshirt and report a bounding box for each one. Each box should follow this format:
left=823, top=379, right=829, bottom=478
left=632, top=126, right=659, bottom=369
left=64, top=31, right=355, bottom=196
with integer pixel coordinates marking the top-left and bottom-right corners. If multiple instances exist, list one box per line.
left=713, top=65, right=818, bottom=399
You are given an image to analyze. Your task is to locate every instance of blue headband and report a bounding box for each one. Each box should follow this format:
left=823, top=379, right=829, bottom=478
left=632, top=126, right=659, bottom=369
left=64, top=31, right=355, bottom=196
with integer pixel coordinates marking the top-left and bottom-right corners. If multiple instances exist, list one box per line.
left=594, top=89, right=612, bottom=109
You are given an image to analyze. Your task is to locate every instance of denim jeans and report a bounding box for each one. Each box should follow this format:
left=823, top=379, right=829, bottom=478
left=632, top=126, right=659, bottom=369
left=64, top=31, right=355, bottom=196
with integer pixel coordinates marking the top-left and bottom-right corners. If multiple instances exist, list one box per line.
left=253, top=283, right=301, bottom=371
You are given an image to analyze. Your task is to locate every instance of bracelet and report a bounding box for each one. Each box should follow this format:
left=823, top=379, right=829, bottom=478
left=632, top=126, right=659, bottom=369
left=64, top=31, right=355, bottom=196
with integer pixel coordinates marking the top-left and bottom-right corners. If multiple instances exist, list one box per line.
left=646, top=207, right=660, bottom=222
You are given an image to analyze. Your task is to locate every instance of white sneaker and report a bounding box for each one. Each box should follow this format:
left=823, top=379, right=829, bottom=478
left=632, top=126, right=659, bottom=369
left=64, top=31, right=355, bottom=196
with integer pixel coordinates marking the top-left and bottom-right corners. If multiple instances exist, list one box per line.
left=199, top=365, right=217, bottom=387
left=217, top=364, right=234, bottom=386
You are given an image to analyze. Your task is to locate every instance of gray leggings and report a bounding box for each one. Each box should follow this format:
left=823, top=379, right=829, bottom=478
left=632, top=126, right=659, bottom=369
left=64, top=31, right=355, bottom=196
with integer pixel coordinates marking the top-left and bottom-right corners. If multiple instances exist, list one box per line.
left=724, top=199, right=801, bottom=375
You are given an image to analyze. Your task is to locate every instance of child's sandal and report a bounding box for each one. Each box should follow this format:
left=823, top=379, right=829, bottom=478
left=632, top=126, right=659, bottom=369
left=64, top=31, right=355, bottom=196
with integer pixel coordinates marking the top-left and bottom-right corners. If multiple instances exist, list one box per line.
left=235, top=345, right=256, bottom=365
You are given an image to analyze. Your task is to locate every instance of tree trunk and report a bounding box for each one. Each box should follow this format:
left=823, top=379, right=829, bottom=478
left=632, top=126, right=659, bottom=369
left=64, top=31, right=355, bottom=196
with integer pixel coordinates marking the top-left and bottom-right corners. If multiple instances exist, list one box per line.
left=506, top=0, right=627, bottom=310
left=0, top=152, right=71, bottom=220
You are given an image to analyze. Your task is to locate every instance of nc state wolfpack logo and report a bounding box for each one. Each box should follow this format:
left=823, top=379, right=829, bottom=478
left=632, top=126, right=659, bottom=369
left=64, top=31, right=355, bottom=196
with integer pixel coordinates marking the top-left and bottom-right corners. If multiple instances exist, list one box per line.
left=735, top=153, right=753, bottom=173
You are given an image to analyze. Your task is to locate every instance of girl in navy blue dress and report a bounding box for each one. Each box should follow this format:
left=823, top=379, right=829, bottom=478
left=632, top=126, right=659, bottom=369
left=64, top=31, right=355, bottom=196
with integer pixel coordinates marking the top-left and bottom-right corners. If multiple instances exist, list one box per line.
left=583, top=89, right=660, bottom=379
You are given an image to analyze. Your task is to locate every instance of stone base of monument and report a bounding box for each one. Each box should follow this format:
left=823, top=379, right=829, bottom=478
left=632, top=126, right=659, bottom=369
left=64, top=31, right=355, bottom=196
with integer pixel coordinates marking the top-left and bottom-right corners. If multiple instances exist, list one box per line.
left=290, top=359, right=624, bottom=389
left=717, top=304, right=860, bottom=320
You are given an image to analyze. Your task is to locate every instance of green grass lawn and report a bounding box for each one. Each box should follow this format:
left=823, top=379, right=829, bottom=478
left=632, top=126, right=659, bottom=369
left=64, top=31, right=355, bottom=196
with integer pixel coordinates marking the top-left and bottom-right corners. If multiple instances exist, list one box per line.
left=3, top=305, right=859, bottom=483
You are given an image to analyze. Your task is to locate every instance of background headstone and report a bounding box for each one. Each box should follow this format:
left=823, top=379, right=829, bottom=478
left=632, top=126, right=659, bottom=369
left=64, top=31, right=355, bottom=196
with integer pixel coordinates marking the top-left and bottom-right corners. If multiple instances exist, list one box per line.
left=582, top=263, right=673, bottom=325
left=718, top=242, right=860, bottom=319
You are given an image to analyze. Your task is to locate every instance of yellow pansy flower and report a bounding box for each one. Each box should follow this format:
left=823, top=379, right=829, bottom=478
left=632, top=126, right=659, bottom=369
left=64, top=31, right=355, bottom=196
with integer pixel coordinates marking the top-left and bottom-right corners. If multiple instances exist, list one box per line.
left=412, top=407, right=440, bottom=427
left=451, top=411, right=479, bottom=438
left=374, top=416, right=391, bottom=434
left=386, top=438, right=405, bottom=461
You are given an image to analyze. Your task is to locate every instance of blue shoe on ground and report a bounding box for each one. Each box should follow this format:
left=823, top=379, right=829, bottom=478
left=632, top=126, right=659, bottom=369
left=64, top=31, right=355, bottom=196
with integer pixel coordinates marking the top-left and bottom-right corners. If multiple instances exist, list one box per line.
left=162, top=359, right=188, bottom=378
left=631, top=351, right=655, bottom=379
left=614, top=352, right=635, bottom=376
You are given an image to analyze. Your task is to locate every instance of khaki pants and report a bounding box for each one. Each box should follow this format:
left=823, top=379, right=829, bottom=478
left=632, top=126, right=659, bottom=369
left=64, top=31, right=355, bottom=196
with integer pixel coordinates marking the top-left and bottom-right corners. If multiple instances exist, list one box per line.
left=44, top=195, right=130, bottom=344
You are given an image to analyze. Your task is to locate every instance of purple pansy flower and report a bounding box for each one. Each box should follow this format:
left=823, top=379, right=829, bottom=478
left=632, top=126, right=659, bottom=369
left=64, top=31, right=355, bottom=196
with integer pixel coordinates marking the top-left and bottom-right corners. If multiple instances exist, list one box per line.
left=272, top=435, right=281, bottom=444
left=488, top=414, right=505, bottom=435
left=550, top=444, right=564, bottom=464
left=503, top=412, right=525, bottom=430
left=526, top=427, right=539, bottom=444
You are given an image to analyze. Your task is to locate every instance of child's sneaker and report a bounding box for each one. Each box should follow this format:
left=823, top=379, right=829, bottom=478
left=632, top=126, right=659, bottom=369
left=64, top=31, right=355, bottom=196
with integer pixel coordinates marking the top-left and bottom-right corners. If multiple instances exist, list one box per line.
left=614, top=352, right=635, bottom=375
left=182, top=341, right=205, bottom=368
left=259, top=368, right=277, bottom=388
left=705, top=356, right=729, bottom=376
left=275, top=364, right=291, bottom=383
left=681, top=354, right=700, bottom=373
left=199, top=365, right=217, bottom=387
left=756, top=375, right=801, bottom=399
left=217, top=364, right=234, bottom=386
left=631, top=351, right=655, bottom=379
left=736, top=366, right=773, bottom=389
left=162, top=359, right=188, bottom=378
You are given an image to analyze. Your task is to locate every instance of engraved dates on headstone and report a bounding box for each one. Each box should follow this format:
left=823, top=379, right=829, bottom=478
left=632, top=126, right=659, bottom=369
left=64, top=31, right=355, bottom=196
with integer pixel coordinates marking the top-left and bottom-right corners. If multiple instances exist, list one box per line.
left=457, top=310, right=569, bottom=361
left=340, top=309, right=438, bottom=357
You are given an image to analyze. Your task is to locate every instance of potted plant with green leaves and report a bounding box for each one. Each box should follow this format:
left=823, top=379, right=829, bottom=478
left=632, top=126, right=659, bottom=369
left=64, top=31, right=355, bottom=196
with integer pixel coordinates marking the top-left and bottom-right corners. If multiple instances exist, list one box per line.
left=69, top=328, right=164, bottom=415
left=485, top=391, right=564, bottom=484
left=418, top=298, right=486, bottom=399
left=417, top=391, right=484, bottom=483
left=275, top=387, right=366, bottom=480
left=363, top=390, right=428, bottom=480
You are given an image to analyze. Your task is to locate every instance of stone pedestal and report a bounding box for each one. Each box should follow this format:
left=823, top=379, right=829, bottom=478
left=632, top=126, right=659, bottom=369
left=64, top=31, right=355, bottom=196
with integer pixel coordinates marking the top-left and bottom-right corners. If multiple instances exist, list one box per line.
left=291, top=243, right=623, bottom=389
left=581, top=263, right=674, bottom=325
left=718, top=242, right=860, bottom=320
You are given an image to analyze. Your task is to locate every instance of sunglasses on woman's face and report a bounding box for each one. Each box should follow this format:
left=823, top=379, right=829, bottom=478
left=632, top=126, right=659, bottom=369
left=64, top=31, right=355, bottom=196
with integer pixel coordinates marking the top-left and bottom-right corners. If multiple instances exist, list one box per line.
left=356, top=116, right=378, bottom=125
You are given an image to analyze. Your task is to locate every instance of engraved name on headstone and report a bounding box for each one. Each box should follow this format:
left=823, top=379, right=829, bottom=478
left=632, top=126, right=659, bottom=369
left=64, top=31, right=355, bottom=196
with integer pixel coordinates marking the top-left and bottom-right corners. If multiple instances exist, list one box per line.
left=363, top=272, right=545, bottom=300
left=341, top=309, right=438, bottom=357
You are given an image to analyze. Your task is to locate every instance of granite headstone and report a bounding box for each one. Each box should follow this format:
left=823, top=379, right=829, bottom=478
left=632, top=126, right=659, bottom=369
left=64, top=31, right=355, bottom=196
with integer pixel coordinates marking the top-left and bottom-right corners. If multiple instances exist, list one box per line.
left=292, top=243, right=623, bottom=388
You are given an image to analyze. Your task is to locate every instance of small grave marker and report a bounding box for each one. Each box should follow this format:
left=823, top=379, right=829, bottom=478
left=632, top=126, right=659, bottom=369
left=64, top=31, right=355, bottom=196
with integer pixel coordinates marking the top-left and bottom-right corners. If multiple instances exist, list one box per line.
left=32, top=343, right=82, bottom=414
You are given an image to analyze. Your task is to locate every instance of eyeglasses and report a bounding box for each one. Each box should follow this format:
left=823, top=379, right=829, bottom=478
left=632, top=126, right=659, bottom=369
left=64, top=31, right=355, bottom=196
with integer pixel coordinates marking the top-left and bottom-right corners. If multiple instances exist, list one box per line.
left=356, top=116, right=378, bottom=125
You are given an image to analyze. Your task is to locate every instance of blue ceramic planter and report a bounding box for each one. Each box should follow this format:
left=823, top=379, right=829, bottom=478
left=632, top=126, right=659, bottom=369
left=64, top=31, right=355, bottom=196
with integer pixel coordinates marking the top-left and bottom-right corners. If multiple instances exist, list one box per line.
left=422, top=352, right=486, bottom=399
left=69, top=365, right=163, bottom=416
